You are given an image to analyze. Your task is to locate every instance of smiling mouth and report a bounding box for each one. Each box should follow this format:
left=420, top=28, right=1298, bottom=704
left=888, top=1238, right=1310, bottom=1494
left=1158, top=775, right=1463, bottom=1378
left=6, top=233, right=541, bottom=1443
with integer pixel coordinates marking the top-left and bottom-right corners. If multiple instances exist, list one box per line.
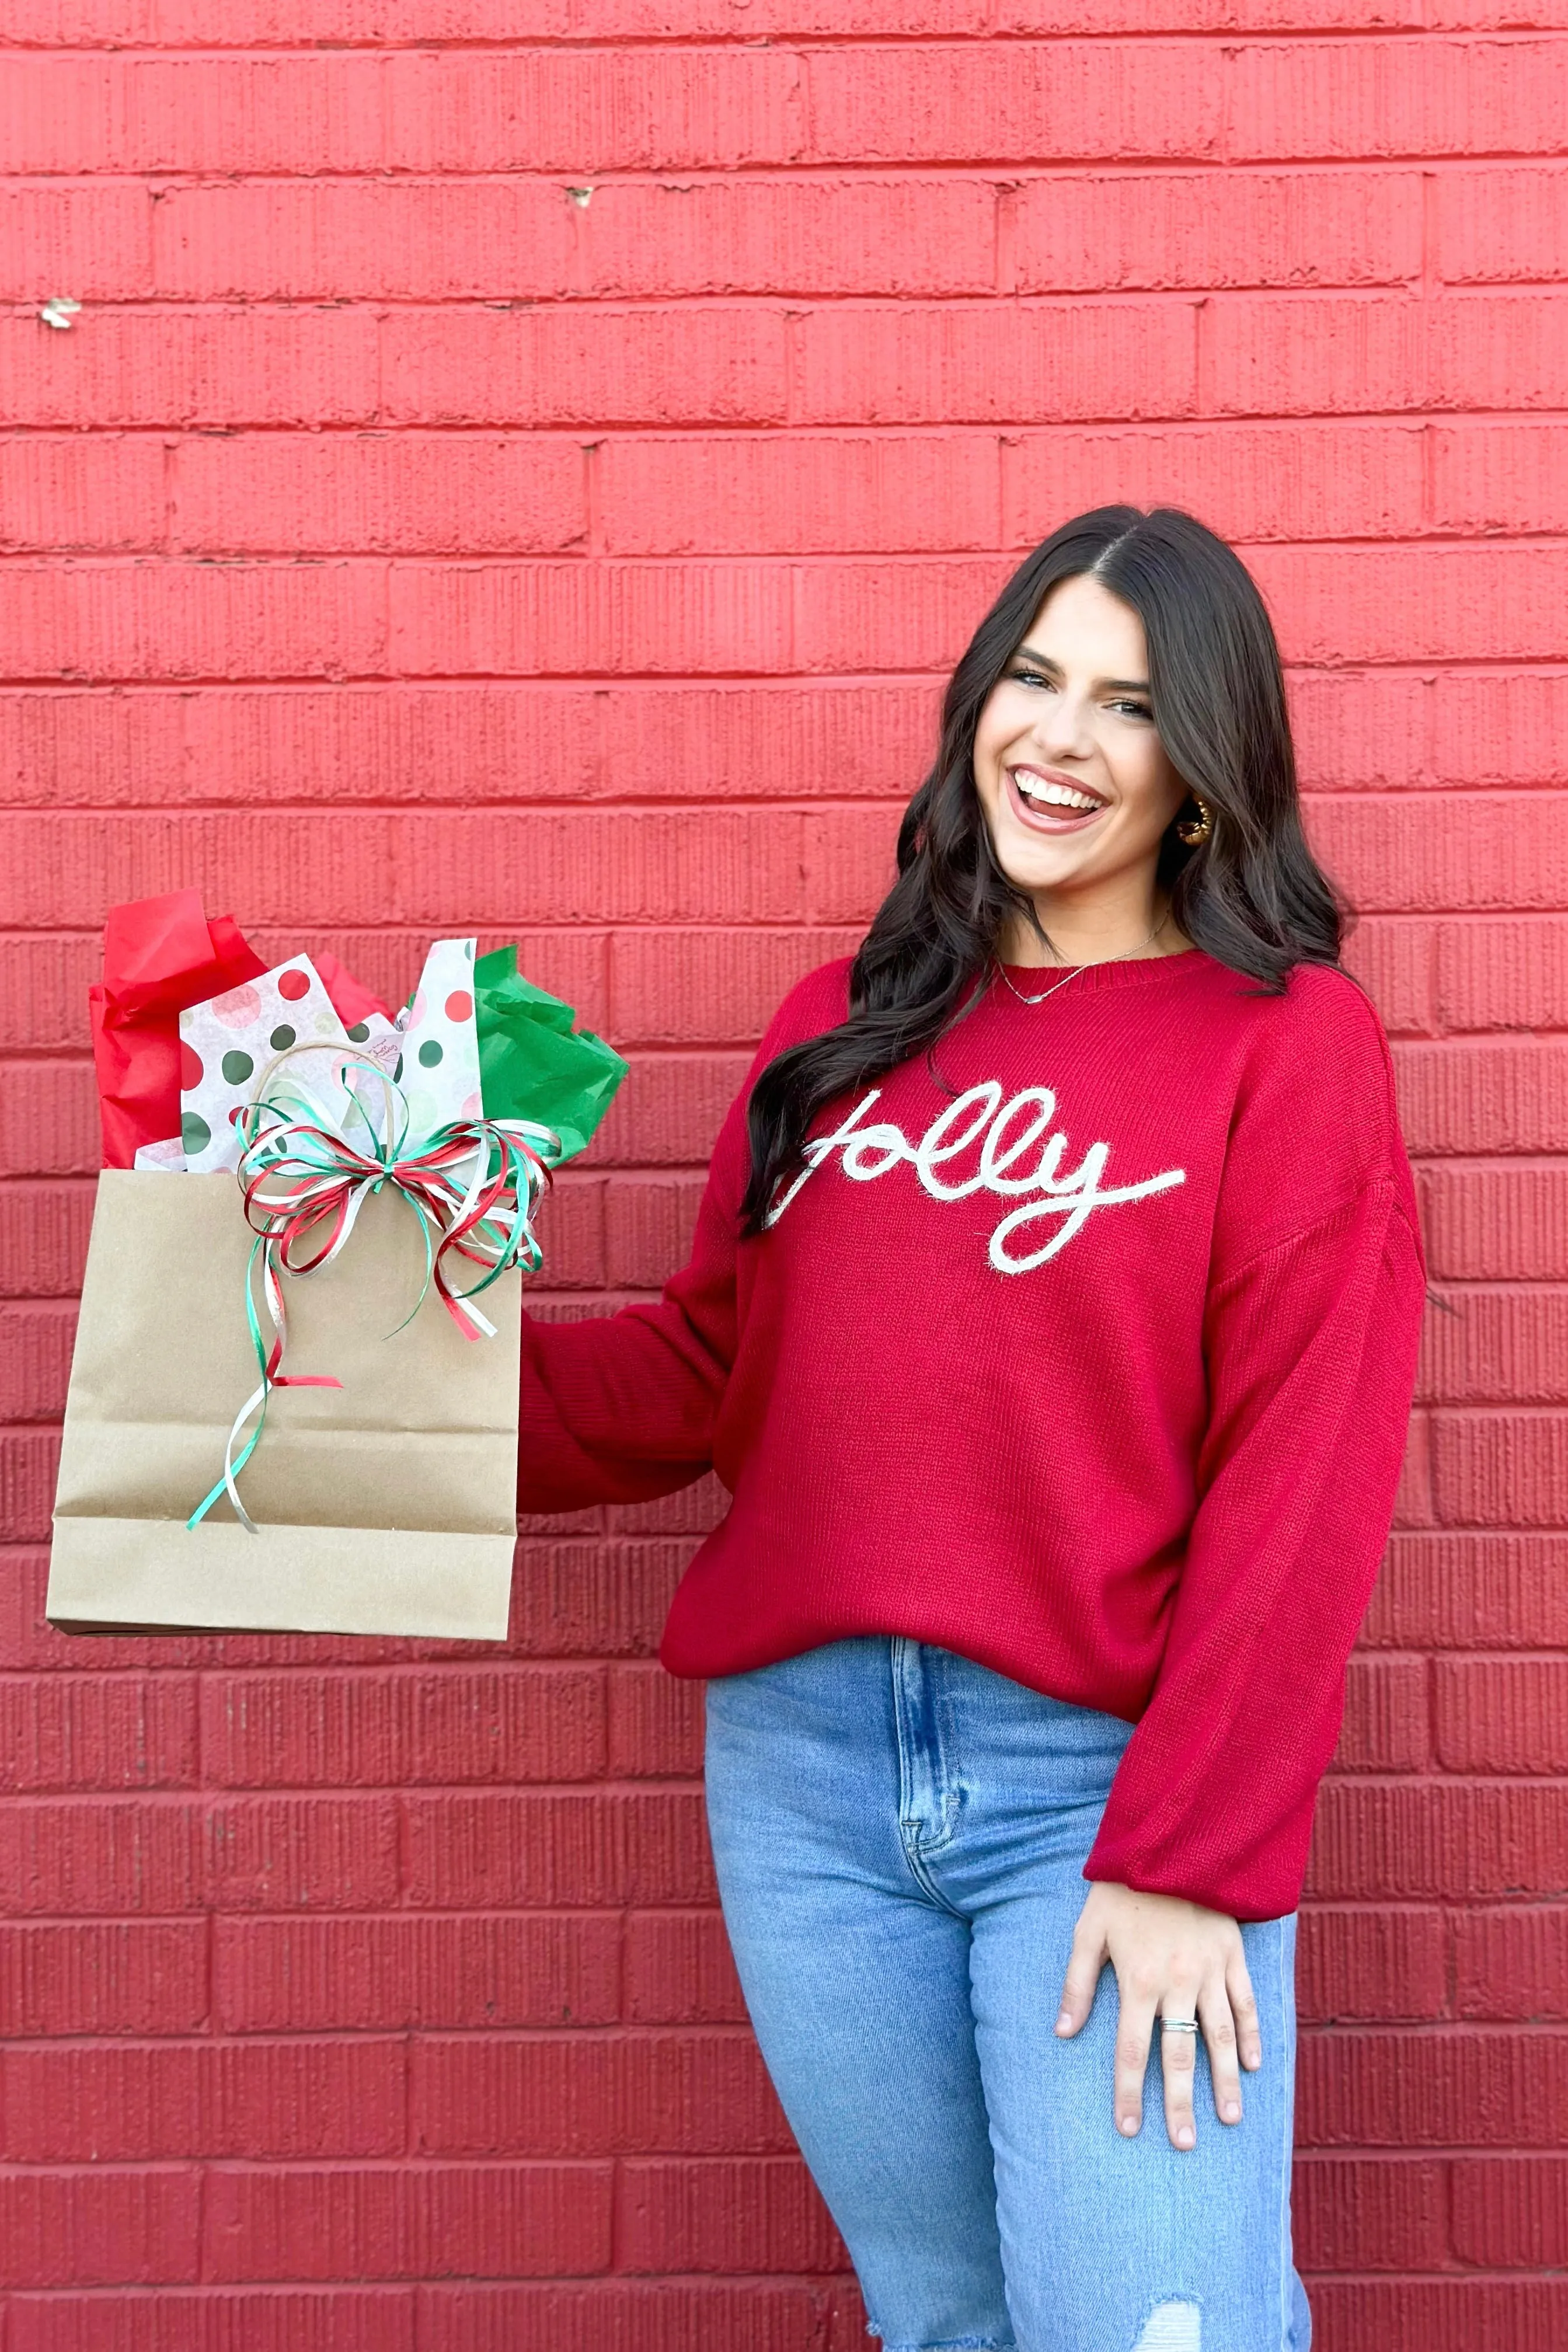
left=1005, top=767, right=1107, bottom=833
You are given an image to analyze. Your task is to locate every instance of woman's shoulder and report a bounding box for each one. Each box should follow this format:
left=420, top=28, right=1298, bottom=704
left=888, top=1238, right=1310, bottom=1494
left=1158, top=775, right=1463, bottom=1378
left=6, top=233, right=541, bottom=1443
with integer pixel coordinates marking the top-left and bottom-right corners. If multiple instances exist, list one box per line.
left=1260, top=954, right=1386, bottom=1058
left=1204, top=954, right=1407, bottom=1240
left=1197, top=953, right=1395, bottom=1099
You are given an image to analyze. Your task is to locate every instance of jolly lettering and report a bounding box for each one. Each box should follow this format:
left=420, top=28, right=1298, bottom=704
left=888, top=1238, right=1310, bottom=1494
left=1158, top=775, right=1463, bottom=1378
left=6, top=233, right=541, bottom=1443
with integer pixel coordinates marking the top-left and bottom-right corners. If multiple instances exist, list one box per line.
left=765, top=1082, right=1186, bottom=1274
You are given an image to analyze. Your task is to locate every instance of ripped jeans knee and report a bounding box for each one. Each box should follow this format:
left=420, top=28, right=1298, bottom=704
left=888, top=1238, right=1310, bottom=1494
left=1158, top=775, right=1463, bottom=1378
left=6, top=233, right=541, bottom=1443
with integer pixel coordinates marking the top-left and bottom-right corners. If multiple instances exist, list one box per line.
left=1133, top=2302, right=1201, bottom=2352
left=869, top=2337, right=1016, bottom=2352
left=866, top=2303, right=1199, bottom=2352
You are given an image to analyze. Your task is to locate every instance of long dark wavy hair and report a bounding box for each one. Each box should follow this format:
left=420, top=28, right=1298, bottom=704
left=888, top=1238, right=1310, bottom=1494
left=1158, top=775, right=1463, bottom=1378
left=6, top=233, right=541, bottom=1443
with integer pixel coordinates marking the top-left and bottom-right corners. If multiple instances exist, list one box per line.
left=738, top=504, right=1346, bottom=1234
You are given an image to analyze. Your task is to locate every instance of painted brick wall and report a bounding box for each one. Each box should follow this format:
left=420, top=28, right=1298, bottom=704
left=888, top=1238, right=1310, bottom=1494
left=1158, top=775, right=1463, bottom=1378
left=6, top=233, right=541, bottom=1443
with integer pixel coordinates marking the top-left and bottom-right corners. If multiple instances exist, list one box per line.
left=1, top=1, right=1565, bottom=2344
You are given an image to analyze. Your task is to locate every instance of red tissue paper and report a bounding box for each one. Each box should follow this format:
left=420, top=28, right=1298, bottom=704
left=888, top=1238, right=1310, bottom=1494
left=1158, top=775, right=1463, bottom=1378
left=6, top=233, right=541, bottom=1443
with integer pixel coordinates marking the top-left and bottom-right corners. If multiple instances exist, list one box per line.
left=88, top=890, right=391, bottom=1167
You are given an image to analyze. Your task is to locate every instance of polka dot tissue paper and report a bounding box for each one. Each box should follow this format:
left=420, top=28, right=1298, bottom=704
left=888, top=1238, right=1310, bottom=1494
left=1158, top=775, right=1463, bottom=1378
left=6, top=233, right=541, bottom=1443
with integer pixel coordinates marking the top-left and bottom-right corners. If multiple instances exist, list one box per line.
left=178, top=954, right=362, bottom=1173
left=50, top=895, right=628, bottom=1641
left=389, top=936, right=484, bottom=1145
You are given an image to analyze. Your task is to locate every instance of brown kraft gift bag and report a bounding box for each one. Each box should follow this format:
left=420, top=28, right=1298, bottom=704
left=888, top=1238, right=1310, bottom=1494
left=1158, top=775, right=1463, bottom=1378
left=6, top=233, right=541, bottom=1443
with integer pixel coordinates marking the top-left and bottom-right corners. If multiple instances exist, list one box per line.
left=48, top=1172, right=521, bottom=1640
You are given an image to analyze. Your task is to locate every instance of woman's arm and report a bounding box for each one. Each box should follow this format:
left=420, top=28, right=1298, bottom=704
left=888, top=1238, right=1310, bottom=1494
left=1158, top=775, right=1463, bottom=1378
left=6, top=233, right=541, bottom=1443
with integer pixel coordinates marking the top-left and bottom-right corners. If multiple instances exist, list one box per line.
left=1058, top=970, right=1427, bottom=2145
left=1085, top=1174, right=1427, bottom=1917
left=1057, top=1180, right=1426, bottom=2147
left=517, top=1113, right=747, bottom=1510
left=517, top=960, right=849, bottom=1512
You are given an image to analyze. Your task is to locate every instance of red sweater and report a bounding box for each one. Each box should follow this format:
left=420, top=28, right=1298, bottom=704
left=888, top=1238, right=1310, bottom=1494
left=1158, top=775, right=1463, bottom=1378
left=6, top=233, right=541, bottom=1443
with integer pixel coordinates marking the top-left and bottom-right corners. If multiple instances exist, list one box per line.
left=518, top=949, right=1426, bottom=1921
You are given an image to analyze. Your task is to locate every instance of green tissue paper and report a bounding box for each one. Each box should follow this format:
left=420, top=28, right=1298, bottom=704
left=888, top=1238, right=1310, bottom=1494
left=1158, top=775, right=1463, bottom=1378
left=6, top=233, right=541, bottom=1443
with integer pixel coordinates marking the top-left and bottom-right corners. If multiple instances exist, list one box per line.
left=473, top=947, right=628, bottom=1163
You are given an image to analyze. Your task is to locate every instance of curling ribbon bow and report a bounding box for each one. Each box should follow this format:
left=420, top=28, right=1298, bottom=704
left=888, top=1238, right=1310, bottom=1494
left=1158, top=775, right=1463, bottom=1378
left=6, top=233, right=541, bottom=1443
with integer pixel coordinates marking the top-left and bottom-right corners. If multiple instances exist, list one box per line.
left=188, top=1046, right=561, bottom=1536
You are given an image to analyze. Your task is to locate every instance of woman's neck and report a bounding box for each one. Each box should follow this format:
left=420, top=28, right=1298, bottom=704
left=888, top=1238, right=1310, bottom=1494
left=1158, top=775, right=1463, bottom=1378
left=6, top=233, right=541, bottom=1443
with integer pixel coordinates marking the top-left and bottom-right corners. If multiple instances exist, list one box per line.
left=1001, top=892, right=1190, bottom=970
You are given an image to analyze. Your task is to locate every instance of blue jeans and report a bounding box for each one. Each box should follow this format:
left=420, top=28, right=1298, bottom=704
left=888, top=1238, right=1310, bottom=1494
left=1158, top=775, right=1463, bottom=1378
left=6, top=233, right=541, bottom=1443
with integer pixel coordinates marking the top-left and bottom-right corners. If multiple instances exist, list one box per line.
left=703, top=1636, right=1310, bottom=2352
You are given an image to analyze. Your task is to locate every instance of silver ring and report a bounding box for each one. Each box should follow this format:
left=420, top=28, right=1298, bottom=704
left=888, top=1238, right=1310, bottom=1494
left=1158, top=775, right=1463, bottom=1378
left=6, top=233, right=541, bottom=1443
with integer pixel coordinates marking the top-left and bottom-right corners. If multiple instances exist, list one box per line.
left=1159, top=2018, right=1200, bottom=2034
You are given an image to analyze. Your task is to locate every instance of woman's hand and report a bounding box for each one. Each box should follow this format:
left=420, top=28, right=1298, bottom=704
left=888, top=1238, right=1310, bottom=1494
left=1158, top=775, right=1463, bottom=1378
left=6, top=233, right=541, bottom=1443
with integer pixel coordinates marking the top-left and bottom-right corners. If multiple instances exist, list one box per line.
left=1054, top=1880, right=1261, bottom=2150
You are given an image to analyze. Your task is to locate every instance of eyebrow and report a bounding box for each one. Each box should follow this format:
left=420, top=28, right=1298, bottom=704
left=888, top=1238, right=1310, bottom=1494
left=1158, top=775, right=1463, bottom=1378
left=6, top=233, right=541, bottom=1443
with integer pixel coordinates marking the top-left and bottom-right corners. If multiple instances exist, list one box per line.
left=1012, top=646, right=1151, bottom=694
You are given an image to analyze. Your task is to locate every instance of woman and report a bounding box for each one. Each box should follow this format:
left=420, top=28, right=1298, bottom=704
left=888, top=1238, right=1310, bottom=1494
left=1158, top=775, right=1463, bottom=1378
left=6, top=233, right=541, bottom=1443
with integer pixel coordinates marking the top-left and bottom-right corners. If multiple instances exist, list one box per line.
left=518, top=507, right=1426, bottom=2351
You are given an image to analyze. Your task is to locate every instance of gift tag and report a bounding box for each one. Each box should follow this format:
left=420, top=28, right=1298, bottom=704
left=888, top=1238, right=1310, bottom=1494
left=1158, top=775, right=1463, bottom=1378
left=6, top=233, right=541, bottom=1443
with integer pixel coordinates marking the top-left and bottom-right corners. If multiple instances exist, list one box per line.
left=180, top=956, right=350, bottom=1173
left=394, top=938, right=483, bottom=1147
left=336, top=1008, right=405, bottom=1142
left=344, top=1009, right=403, bottom=1076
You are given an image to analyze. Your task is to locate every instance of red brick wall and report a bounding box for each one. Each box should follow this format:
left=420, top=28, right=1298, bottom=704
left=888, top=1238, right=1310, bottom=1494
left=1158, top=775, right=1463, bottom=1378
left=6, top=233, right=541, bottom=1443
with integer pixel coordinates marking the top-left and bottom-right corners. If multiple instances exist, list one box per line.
left=1, top=2, right=1565, bottom=2344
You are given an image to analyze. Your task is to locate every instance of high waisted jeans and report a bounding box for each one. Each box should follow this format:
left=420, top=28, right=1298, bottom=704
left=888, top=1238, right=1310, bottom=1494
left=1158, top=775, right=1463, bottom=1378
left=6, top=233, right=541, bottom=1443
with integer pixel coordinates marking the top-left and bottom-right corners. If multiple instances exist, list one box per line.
left=703, top=1636, right=1310, bottom=2352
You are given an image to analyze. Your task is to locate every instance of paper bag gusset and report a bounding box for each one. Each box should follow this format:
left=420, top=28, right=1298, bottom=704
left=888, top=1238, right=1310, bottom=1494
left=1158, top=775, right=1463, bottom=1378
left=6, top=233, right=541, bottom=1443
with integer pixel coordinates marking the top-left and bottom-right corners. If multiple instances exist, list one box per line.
left=49, top=896, right=626, bottom=1641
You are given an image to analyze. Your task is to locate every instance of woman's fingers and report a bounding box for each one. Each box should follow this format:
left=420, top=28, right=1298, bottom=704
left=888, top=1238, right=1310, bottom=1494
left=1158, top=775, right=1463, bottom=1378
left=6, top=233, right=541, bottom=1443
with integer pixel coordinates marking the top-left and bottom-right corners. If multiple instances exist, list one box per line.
left=1115, top=1973, right=1160, bottom=2139
left=1055, top=1911, right=1107, bottom=2037
left=1156, top=1991, right=1201, bottom=2150
left=1226, top=1945, right=1263, bottom=2071
left=1199, top=1973, right=1243, bottom=2124
left=1061, top=1887, right=1257, bottom=2146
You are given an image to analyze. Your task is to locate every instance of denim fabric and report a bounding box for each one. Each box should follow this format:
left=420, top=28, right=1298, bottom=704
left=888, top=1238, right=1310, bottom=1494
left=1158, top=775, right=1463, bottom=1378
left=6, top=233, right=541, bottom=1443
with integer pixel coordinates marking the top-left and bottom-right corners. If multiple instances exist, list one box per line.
left=703, top=1636, right=1311, bottom=2352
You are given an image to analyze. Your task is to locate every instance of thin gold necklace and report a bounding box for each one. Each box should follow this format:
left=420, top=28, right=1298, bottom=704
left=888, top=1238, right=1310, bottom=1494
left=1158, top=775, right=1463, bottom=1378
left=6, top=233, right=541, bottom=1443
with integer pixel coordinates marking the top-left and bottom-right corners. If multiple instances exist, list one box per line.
left=995, top=908, right=1170, bottom=1007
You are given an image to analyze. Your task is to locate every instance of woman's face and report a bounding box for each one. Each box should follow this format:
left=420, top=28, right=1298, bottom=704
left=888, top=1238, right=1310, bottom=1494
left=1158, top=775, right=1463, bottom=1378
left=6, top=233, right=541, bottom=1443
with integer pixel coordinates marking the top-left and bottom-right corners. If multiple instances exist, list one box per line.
left=972, top=573, right=1190, bottom=911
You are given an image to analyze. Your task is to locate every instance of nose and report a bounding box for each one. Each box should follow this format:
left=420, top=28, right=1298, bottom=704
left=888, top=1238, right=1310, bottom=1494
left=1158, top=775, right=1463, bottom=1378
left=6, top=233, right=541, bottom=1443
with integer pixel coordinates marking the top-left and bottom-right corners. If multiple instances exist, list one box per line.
left=1027, top=682, right=1093, bottom=761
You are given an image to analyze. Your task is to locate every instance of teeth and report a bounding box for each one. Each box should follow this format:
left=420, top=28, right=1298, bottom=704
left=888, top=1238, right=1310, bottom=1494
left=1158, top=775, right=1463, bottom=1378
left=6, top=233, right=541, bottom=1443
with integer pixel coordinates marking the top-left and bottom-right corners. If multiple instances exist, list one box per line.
left=1015, top=772, right=1101, bottom=814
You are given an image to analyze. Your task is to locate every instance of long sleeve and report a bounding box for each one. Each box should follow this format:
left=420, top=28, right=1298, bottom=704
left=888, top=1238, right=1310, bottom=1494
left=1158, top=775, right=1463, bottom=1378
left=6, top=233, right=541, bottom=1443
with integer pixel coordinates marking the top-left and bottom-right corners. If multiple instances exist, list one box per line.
left=1083, top=1173, right=1427, bottom=1919
left=516, top=1093, right=748, bottom=1510
left=516, top=969, right=846, bottom=1513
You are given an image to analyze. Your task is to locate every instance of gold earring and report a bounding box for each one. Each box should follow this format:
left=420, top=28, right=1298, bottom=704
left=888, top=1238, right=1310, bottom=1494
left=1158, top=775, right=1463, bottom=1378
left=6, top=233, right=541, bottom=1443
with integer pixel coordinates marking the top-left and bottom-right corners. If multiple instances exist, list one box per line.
left=1175, top=794, right=1212, bottom=848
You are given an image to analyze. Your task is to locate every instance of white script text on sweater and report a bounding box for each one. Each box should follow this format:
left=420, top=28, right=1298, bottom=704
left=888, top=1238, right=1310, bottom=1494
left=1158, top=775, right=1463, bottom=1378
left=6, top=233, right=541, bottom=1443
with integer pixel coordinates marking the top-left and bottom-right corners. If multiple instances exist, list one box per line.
left=766, top=1083, right=1187, bottom=1273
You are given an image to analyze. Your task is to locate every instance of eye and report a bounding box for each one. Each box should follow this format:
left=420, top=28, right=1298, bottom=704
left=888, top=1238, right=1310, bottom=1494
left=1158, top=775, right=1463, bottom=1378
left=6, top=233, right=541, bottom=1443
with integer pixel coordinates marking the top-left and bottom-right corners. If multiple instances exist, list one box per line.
left=1008, top=665, right=1054, bottom=690
left=1109, top=698, right=1154, bottom=722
